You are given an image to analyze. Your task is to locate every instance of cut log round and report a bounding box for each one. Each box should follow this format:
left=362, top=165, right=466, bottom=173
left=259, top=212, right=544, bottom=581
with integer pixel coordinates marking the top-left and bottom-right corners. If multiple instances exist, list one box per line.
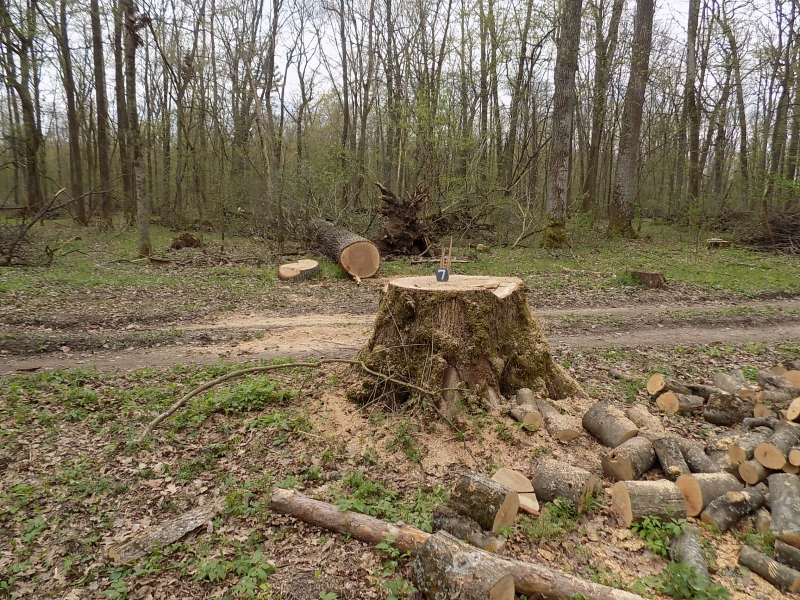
left=772, top=365, right=789, bottom=375
left=654, top=438, right=691, bottom=481
left=491, top=468, right=534, bottom=493
left=788, top=397, right=800, bottom=422
left=757, top=368, right=799, bottom=391
left=518, top=493, right=539, bottom=515
left=349, top=276, right=584, bottom=406
left=611, top=480, right=687, bottom=527
left=277, top=259, right=320, bottom=281
left=413, top=531, right=516, bottom=600
left=783, top=462, right=799, bottom=474
left=676, top=472, right=743, bottom=517
left=769, top=473, right=800, bottom=548
left=537, top=398, right=582, bottom=442
left=657, top=392, right=704, bottom=415
left=738, top=545, right=800, bottom=593
left=646, top=374, right=692, bottom=397
left=313, top=219, right=380, bottom=279
left=753, top=403, right=778, bottom=418
left=431, top=505, right=506, bottom=553
left=790, top=447, right=800, bottom=467
left=449, top=473, right=519, bottom=534
left=776, top=540, right=800, bottom=571
left=582, top=401, right=639, bottom=448
left=743, top=416, right=779, bottom=430
left=626, top=405, right=666, bottom=436
left=681, top=444, right=720, bottom=474
left=729, top=427, right=774, bottom=465
left=705, top=238, right=730, bottom=249
left=602, top=437, right=656, bottom=481
left=508, top=404, right=542, bottom=430
left=669, top=527, right=709, bottom=579
left=755, top=422, right=800, bottom=470
left=532, top=459, right=596, bottom=513
left=700, top=486, right=767, bottom=532
left=703, top=391, right=753, bottom=425
left=783, top=371, right=800, bottom=388
left=739, top=458, right=772, bottom=485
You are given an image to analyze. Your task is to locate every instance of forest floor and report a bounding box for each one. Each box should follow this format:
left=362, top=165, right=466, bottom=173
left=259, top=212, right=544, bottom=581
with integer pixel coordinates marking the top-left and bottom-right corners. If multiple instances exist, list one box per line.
left=1, top=220, right=800, bottom=599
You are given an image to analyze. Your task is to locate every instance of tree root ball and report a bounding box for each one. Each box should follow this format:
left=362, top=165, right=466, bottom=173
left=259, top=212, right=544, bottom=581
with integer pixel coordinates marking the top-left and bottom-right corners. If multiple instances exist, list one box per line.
left=348, top=275, right=584, bottom=406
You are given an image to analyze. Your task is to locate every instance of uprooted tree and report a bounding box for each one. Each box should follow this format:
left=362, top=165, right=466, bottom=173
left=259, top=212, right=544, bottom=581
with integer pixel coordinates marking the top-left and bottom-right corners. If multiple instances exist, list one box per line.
left=373, top=182, right=436, bottom=256
left=348, top=275, right=584, bottom=417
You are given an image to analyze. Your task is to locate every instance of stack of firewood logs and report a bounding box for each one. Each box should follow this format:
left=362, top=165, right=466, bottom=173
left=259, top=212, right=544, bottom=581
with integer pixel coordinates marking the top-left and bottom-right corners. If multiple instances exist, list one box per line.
left=504, top=366, right=800, bottom=594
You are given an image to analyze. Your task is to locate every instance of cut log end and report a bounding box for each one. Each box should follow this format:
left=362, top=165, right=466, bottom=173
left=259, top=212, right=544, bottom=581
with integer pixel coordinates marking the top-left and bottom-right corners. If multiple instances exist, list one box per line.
left=611, top=480, right=686, bottom=527
left=340, top=241, right=380, bottom=278
left=278, top=259, right=320, bottom=281
left=582, top=401, right=639, bottom=448
left=676, top=473, right=743, bottom=517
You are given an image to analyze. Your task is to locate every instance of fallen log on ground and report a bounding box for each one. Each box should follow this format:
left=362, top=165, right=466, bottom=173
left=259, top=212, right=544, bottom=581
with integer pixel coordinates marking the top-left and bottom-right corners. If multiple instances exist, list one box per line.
left=646, top=374, right=692, bottom=396
left=679, top=441, right=720, bottom=473
left=532, top=459, right=596, bottom=513
left=757, top=369, right=799, bottom=392
left=430, top=505, right=506, bottom=553
left=729, top=427, right=773, bottom=465
left=108, top=498, right=225, bottom=563
left=602, top=437, right=655, bottom=481
left=657, top=391, right=704, bottom=415
left=625, top=405, right=666, bottom=439
left=755, top=422, right=800, bottom=470
left=509, top=401, right=542, bottom=430
left=670, top=527, right=709, bottom=579
left=703, top=391, right=753, bottom=425
left=582, top=401, right=639, bottom=448
left=654, top=438, right=691, bottom=480
left=776, top=540, right=800, bottom=570
left=611, top=480, right=687, bottom=527
left=739, top=458, right=772, bottom=485
left=769, top=473, right=800, bottom=548
left=738, top=545, right=800, bottom=592
left=449, top=473, right=519, bottom=534
left=313, top=219, right=380, bottom=280
left=676, top=472, right=743, bottom=516
left=700, top=485, right=767, bottom=533
left=491, top=468, right=534, bottom=493
left=537, top=398, right=581, bottom=441
left=269, top=489, right=645, bottom=600
left=742, top=416, right=778, bottom=430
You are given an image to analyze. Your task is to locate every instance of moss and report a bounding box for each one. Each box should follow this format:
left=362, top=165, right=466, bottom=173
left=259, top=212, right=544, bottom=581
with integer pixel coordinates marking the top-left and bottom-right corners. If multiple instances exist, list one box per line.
left=348, top=279, right=584, bottom=405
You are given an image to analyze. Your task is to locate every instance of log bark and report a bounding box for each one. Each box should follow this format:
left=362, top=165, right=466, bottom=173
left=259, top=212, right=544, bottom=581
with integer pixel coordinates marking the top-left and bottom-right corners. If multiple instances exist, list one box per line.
left=706, top=431, right=743, bottom=453
left=700, top=486, right=767, bottom=532
left=776, top=540, right=800, bottom=570
left=729, top=427, right=773, bottom=465
left=738, top=545, right=800, bottom=592
left=611, top=480, right=687, bottom=527
left=769, top=473, right=800, bottom=548
left=688, top=383, right=724, bottom=400
left=108, top=498, right=225, bottom=563
left=681, top=444, right=720, bottom=474
left=582, top=401, right=639, bottom=448
left=532, top=459, right=596, bottom=513
left=657, top=392, right=704, bottom=415
left=431, top=505, right=506, bottom=553
left=653, top=438, right=691, bottom=480
left=757, top=388, right=798, bottom=408
left=491, top=468, right=533, bottom=493
left=757, top=369, right=799, bottom=391
left=755, top=422, right=800, bottom=470
left=703, top=391, right=753, bottom=425
left=669, top=527, right=709, bottom=578
left=755, top=507, right=772, bottom=532
left=739, top=458, right=772, bottom=485
left=277, top=259, right=320, bottom=281
left=538, top=398, right=582, bottom=442
left=313, top=219, right=380, bottom=279
left=413, top=531, right=515, bottom=600
left=602, top=437, right=656, bottom=481
left=713, top=372, right=753, bottom=396
left=743, top=417, right=779, bottom=430
left=509, top=404, right=542, bottom=430
left=450, top=473, right=519, bottom=534
left=625, top=405, right=666, bottom=437
left=676, top=472, right=743, bottom=516
left=646, top=374, right=692, bottom=396
left=788, top=397, right=800, bottom=422
left=350, top=276, right=584, bottom=406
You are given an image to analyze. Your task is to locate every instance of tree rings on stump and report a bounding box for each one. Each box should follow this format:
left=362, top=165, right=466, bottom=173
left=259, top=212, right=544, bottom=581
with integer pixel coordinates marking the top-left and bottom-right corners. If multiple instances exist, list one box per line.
left=676, top=472, right=743, bottom=517
left=277, top=259, right=320, bottom=281
left=532, top=459, right=596, bottom=513
left=611, top=480, right=687, bottom=527
left=349, top=275, right=584, bottom=407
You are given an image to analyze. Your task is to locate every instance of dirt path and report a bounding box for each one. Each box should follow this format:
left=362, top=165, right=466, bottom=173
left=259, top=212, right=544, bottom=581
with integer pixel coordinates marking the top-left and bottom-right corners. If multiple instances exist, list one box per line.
left=4, top=299, right=800, bottom=373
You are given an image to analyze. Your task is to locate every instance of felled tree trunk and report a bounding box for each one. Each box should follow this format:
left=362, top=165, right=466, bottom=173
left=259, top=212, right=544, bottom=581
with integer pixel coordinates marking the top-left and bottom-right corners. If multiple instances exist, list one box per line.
left=602, top=437, right=656, bottom=481
left=626, top=405, right=666, bottom=440
left=755, top=422, right=800, bottom=470
left=700, top=485, right=767, bottom=532
left=582, top=401, right=639, bottom=448
left=729, top=427, right=773, bottom=465
left=509, top=391, right=543, bottom=429
left=611, top=480, right=687, bottom=527
left=532, top=459, right=596, bottom=513
left=670, top=527, right=709, bottom=578
left=431, top=505, right=506, bottom=553
left=738, top=546, right=800, bottom=592
left=373, top=182, right=435, bottom=256
left=449, top=473, right=519, bottom=534
left=646, top=374, right=692, bottom=396
left=679, top=441, right=720, bottom=473
left=676, top=472, right=743, bottom=517
left=739, top=458, right=771, bottom=485
left=349, top=276, right=584, bottom=409
left=313, top=219, right=380, bottom=279
left=654, top=438, right=691, bottom=480
left=703, top=391, right=753, bottom=425
left=657, top=391, right=704, bottom=415
left=776, top=540, right=800, bottom=570
left=538, top=398, right=581, bottom=441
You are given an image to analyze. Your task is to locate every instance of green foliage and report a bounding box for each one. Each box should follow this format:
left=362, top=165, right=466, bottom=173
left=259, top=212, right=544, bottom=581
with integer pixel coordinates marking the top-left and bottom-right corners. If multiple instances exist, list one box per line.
left=520, top=499, right=579, bottom=542
left=247, top=409, right=312, bottom=445
left=387, top=421, right=421, bottom=462
left=195, top=550, right=275, bottom=597
left=374, top=538, right=417, bottom=600
left=741, top=529, right=776, bottom=557
left=656, top=562, right=730, bottom=600
left=631, top=515, right=686, bottom=557
left=741, top=366, right=759, bottom=381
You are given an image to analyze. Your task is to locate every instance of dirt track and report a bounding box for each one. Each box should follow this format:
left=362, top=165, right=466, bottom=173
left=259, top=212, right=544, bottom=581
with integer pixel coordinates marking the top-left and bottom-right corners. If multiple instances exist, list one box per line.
left=4, top=298, right=800, bottom=373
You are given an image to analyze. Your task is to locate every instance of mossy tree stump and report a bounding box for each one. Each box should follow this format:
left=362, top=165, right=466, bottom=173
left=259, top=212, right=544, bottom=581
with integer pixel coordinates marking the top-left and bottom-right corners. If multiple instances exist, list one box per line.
left=348, top=275, right=584, bottom=414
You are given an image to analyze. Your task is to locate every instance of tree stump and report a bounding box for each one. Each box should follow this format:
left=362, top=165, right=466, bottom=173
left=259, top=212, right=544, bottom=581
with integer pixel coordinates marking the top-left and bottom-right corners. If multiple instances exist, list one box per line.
left=348, top=275, right=584, bottom=409
left=278, top=259, right=320, bottom=281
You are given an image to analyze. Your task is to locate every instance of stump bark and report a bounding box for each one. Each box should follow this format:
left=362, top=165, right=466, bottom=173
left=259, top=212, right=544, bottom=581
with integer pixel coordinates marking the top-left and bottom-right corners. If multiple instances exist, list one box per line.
left=349, top=276, right=584, bottom=407
left=313, top=219, right=380, bottom=279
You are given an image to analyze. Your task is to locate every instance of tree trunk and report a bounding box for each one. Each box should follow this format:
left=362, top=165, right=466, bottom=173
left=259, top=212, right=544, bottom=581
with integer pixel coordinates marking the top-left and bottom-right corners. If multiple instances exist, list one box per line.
left=676, top=472, right=743, bottom=517
left=113, top=0, right=133, bottom=221
left=543, top=0, right=582, bottom=248
left=90, top=0, right=113, bottom=223
left=611, top=480, right=687, bottom=527
left=609, top=0, right=654, bottom=236
left=532, top=458, right=596, bottom=513
left=582, top=401, right=639, bottom=448
left=313, top=219, right=380, bottom=279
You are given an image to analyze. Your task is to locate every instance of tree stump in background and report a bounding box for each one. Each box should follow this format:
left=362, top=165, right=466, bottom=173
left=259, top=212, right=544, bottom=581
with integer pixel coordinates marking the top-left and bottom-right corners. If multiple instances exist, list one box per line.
left=348, top=275, right=584, bottom=414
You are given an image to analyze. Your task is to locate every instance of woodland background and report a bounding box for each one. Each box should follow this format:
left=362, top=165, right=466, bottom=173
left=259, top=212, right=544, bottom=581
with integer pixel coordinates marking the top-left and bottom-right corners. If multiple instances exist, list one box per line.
left=1, top=0, right=799, bottom=253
